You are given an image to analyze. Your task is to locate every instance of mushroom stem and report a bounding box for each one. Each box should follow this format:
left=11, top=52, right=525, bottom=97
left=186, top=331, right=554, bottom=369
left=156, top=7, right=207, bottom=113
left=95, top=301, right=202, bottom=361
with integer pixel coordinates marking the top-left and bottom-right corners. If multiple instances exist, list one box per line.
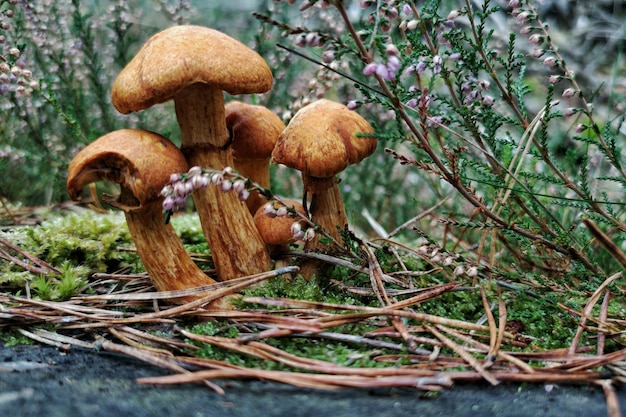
left=174, top=83, right=271, bottom=281
left=304, top=176, right=348, bottom=249
left=119, top=193, right=217, bottom=303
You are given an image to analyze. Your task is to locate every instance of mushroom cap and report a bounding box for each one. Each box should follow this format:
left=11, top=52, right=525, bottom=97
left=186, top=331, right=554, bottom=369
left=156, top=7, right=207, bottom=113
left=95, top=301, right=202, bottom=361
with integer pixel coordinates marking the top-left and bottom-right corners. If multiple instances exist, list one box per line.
left=67, top=129, right=188, bottom=207
left=226, top=101, right=285, bottom=161
left=254, top=200, right=306, bottom=246
left=111, top=25, right=273, bottom=114
left=271, top=99, right=377, bottom=178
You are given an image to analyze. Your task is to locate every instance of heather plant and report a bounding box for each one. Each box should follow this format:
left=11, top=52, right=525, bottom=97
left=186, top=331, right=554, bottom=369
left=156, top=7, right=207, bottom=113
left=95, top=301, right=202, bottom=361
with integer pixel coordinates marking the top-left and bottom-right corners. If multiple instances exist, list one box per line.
left=252, top=0, right=626, bottom=294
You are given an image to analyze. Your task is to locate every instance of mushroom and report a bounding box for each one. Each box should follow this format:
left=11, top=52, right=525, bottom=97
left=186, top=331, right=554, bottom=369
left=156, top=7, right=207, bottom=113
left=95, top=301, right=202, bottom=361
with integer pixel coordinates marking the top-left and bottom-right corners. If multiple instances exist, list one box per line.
left=225, top=101, right=285, bottom=214
left=271, top=99, right=377, bottom=279
left=66, top=129, right=219, bottom=304
left=110, top=25, right=272, bottom=281
left=254, top=199, right=306, bottom=256
left=254, top=199, right=307, bottom=277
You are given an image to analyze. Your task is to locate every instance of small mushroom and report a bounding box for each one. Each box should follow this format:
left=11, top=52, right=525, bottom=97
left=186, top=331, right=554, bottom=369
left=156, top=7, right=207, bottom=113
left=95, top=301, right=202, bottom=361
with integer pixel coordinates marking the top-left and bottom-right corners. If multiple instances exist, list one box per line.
left=272, top=99, right=377, bottom=278
left=110, top=25, right=272, bottom=281
left=66, top=129, right=219, bottom=304
left=226, top=101, right=285, bottom=214
left=254, top=199, right=306, bottom=277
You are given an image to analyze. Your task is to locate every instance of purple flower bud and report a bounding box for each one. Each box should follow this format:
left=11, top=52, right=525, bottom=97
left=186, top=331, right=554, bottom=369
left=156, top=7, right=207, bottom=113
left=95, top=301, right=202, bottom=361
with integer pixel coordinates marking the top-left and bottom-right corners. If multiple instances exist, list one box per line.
left=238, top=189, right=250, bottom=201
left=482, top=95, right=495, bottom=106
left=346, top=100, right=360, bottom=110
left=276, top=206, right=288, bottom=217
left=363, top=62, right=378, bottom=76
left=406, top=98, right=418, bottom=108
left=162, top=196, right=176, bottom=211
left=563, top=107, right=577, bottom=117
left=427, top=116, right=443, bottom=127
left=562, top=88, right=576, bottom=98
left=387, top=55, right=401, bottom=72
left=466, top=266, right=478, bottom=277
left=385, top=43, right=399, bottom=56
left=169, top=173, right=181, bottom=183
left=221, top=180, right=233, bottom=192
left=161, top=184, right=174, bottom=197
left=402, top=4, right=412, bottom=17
left=322, top=50, right=335, bottom=63
left=543, top=56, right=556, bottom=68
left=188, top=166, right=202, bottom=176
left=375, top=63, right=390, bottom=79
left=263, top=202, right=277, bottom=217
left=303, top=228, right=316, bottom=241
left=528, top=34, right=542, bottom=45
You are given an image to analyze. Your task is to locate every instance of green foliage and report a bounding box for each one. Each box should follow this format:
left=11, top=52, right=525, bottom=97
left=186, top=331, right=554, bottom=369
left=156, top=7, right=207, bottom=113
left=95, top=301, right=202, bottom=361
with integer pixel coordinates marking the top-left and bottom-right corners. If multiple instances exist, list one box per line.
left=0, top=211, right=136, bottom=288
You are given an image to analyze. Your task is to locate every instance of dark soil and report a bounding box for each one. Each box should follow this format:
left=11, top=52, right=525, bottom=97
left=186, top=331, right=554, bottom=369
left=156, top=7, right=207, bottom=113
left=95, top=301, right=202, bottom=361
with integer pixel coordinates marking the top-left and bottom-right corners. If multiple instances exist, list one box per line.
left=1, top=342, right=623, bottom=417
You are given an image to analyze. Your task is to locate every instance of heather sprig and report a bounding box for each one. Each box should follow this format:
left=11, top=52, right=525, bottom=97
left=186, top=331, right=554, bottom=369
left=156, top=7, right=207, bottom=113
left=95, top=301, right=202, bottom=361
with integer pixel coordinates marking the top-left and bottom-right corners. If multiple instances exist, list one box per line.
left=161, top=166, right=317, bottom=244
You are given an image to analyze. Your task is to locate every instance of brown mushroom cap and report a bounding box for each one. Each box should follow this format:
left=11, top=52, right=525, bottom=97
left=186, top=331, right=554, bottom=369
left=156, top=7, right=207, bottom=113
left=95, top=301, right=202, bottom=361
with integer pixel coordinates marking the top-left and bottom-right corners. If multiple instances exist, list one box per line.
left=226, top=101, right=285, bottom=162
left=111, top=26, right=273, bottom=114
left=272, top=99, right=377, bottom=179
left=67, top=129, right=186, bottom=206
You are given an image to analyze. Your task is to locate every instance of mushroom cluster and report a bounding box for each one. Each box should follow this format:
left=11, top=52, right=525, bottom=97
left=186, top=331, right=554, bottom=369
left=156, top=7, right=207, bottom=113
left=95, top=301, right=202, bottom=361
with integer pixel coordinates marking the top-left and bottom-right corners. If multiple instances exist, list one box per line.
left=66, top=24, right=377, bottom=305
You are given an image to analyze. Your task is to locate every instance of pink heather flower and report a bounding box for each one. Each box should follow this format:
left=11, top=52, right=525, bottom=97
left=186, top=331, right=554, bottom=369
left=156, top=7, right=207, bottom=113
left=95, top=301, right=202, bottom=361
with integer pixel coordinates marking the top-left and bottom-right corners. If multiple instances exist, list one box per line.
left=406, top=19, right=419, bottom=30
left=363, top=62, right=377, bottom=76
left=385, top=43, right=399, bottom=56
left=232, top=180, right=246, bottom=194
left=549, top=75, right=561, bottom=84
left=562, top=88, right=576, bottom=98
left=466, top=266, right=478, bottom=277
left=453, top=265, right=465, bottom=276
left=375, top=63, right=390, bottom=80
left=449, top=52, right=461, bottom=61
left=188, top=166, right=202, bottom=176
left=238, top=189, right=250, bottom=201
left=276, top=206, right=288, bottom=217
left=402, top=3, right=412, bottom=17
left=221, top=180, right=233, bottom=192
left=406, top=98, right=418, bottom=108
left=563, top=108, right=577, bottom=117
left=520, top=26, right=532, bottom=35
left=162, top=196, right=176, bottom=212
left=447, top=10, right=460, bottom=21
left=575, top=124, right=587, bottom=133
left=427, top=116, right=443, bottom=127
left=191, top=174, right=209, bottom=190
left=531, top=48, right=544, bottom=58
left=304, top=228, right=316, bottom=241
left=543, top=56, right=556, bottom=68
left=482, top=95, right=495, bottom=106
left=170, top=173, right=181, bottom=183
left=322, top=50, right=335, bottom=63
left=387, top=55, right=401, bottom=72
left=528, top=34, right=542, bottom=45
left=346, top=100, right=361, bottom=110
left=290, top=222, right=304, bottom=240
left=211, top=172, right=224, bottom=186
left=432, top=55, right=443, bottom=74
